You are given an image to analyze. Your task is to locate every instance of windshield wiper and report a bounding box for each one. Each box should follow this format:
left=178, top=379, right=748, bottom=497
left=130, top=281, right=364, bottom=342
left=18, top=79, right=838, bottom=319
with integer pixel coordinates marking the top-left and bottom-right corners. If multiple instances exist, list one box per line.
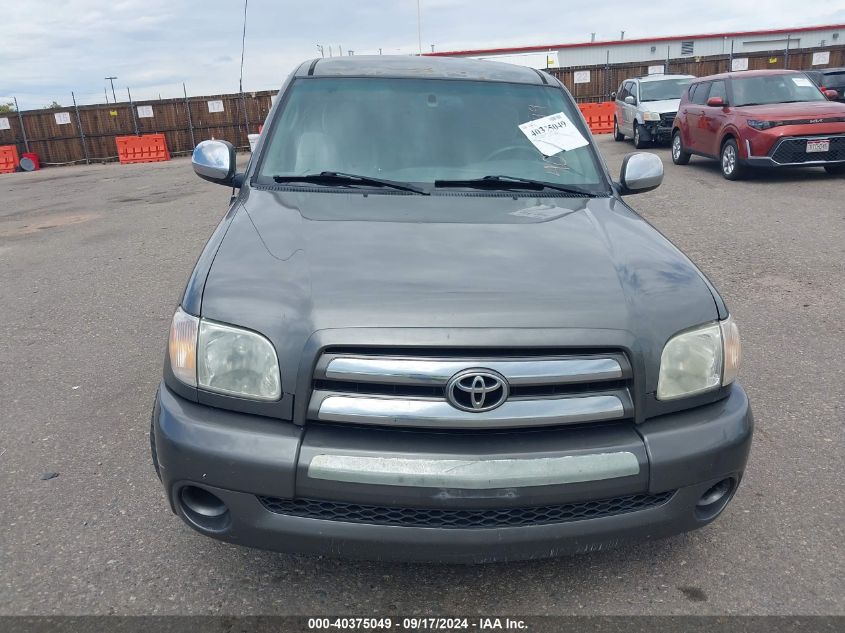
left=273, top=171, right=428, bottom=195
left=434, top=175, right=598, bottom=197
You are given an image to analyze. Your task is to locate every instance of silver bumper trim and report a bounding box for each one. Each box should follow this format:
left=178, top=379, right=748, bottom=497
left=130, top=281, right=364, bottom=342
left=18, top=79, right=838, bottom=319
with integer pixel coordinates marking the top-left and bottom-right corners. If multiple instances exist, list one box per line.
left=319, top=355, right=626, bottom=386
left=307, top=452, right=641, bottom=488
left=311, top=392, right=627, bottom=429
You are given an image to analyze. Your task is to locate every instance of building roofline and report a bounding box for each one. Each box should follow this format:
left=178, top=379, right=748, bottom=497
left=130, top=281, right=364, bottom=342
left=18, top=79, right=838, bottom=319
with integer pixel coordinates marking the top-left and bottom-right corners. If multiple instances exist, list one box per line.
left=425, top=23, right=845, bottom=58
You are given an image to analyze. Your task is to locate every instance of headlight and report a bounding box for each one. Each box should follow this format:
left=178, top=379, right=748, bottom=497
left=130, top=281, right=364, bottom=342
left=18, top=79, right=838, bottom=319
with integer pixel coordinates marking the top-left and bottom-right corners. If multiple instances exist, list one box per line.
left=747, top=119, right=778, bottom=130
left=657, top=316, right=741, bottom=400
left=168, top=308, right=281, bottom=401
left=642, top=111, right=661, bottom=121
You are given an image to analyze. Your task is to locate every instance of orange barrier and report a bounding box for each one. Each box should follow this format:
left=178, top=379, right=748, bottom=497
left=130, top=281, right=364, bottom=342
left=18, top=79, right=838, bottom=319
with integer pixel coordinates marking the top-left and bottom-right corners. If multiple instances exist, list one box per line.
left=115, top=134, right=170, bottom=164
left=578, top=102, right=615, bottom=135
left=0, top=145, right=20, bottom=174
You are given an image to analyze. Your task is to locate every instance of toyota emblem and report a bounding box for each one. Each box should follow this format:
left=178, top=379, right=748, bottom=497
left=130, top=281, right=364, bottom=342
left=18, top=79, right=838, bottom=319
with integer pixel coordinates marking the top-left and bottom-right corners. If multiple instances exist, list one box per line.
left=446, top=369, right=509, bottom=412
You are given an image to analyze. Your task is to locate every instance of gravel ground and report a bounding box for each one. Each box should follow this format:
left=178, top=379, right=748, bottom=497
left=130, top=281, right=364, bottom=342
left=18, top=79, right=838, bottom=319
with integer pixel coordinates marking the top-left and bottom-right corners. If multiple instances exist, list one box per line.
left=0, top=137, right=842, bottom=615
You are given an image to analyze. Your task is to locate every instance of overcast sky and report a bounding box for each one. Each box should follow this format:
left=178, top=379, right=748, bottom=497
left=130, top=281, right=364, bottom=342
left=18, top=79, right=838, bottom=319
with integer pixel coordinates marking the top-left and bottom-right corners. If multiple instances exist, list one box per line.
left=2, top=0, right=844, bottom=109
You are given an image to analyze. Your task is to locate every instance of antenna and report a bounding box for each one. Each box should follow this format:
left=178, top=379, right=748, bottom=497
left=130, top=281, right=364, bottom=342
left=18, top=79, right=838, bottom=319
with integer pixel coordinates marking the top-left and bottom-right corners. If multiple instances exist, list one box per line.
left=239, top=0, right=249, bottom=94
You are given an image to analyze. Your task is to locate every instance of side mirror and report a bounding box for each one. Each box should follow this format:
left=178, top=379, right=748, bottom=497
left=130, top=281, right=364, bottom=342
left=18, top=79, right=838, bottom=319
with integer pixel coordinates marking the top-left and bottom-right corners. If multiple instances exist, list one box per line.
left=824, top=89, right=839, bottom=100
left=192, top=139, right=237, bottom=186
left=618, top=152, right=663, bottom=195
left=610, top=91, right=617, bottom=100
left=707, top=96, right=725, bottom=107
left=624, top=95, right=636, bottom=105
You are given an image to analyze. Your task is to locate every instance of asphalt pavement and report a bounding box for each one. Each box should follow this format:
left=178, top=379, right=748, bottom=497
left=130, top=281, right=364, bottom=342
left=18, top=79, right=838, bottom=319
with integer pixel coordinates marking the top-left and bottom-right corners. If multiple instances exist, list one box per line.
left=0, top=137, right=842, bottom=615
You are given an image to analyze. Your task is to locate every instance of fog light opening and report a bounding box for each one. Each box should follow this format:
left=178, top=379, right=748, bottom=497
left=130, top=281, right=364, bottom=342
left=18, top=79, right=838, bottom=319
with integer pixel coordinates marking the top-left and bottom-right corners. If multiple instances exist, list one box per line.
left=178, top=485, right=230, bottom=532
left=695, top=478, right=736, bottom=521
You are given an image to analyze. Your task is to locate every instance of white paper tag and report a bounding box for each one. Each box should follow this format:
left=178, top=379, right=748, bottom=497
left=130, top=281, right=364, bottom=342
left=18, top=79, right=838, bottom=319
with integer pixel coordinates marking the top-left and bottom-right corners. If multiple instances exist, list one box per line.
left=0, top=117, right=10, bottom=130
left=208, top=100, right=224, bottom=113
left=54, top=112, right=71, bottom=125
left=812, top=51, right=830, bottom=66
left=137, top=105, right=154, bottom=118
left=731, top=58, right=748, bottom=71
left=792, top=77, right=813, bottom=88
left=518, top=112, right=588, bottom=156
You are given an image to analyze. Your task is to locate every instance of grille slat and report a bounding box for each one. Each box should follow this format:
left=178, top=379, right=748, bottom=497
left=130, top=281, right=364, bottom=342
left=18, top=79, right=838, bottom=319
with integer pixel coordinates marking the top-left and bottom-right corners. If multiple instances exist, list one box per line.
left=258, top=492, right=674, bottom=528
left=310, top=348, right=635, bottom=429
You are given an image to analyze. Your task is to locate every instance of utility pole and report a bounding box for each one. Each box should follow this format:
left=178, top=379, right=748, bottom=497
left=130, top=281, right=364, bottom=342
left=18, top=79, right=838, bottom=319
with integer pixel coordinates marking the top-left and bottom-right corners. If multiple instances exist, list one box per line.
left=784, top=34, right=791, bottom=68
left=105, top=76, right=117, bottom=102
left=127, top=87, right=139, bottom=135
left=104, top=87, right=109, bottom=104
left=317, top=44, right=324, bottom=57
left=13, top=96, right=29, bottom=153
left=71, top=91, right=90, bottom=165
left=417, top=0, right=423, bottom=55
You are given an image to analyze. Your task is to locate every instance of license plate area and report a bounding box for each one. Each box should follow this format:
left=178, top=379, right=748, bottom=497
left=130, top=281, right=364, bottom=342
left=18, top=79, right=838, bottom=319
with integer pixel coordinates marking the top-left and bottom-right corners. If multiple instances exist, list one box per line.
left=806, top=139, right=830, bottom=153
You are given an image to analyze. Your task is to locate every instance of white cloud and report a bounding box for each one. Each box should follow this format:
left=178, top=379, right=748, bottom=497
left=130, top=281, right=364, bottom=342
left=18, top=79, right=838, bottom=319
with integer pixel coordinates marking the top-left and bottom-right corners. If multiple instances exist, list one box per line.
left=1, top=0, right=842, bottom=108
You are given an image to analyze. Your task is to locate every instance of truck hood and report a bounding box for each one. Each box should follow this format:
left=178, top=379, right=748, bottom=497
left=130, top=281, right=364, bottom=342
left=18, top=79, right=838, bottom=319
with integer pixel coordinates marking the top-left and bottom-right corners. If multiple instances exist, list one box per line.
left=201, top=188, right=720, bottom=390
left=639, top=98, right=680, bottom=114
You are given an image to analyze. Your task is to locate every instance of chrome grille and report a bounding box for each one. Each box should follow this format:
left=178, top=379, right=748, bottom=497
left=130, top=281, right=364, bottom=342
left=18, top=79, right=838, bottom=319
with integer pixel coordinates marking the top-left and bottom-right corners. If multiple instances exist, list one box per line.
left=659, top=112, right=676, bottom=128
left=309, top=350, right=634, bottom=429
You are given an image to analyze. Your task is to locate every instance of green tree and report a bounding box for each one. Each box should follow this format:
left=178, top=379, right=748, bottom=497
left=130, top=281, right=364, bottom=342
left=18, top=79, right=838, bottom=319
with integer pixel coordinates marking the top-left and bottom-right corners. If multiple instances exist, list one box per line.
left=43, top=101, right=62, bottom=109
left=0, top=101, right=15, bottom=113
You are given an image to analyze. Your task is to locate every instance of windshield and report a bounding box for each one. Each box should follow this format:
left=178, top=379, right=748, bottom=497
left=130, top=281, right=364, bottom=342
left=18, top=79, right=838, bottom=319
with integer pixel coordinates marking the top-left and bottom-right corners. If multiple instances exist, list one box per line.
left=731, top=73, right=827, bottom=106
left=639, top=78, right=692, bottom=102
left=257, top=78, right=608, bottom=193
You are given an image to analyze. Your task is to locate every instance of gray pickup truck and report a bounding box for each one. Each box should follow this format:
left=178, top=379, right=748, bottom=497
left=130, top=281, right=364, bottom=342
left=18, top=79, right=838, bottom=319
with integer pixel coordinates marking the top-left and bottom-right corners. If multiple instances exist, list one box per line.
left=151, top=56, right=752, bottom=563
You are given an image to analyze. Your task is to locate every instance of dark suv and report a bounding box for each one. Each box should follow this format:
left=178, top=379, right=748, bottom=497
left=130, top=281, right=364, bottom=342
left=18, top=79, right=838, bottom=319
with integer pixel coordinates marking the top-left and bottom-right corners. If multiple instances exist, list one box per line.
left=671, top=69, right=845, bottom=179
left=804, top=67, right=845, bottom=102
left=151, top=56, right=752, bottom=563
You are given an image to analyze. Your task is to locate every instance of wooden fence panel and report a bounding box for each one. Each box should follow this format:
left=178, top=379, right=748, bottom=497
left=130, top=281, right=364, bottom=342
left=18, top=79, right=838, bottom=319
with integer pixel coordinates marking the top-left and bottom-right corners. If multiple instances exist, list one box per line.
left=1, top=45, right=843, bottom=167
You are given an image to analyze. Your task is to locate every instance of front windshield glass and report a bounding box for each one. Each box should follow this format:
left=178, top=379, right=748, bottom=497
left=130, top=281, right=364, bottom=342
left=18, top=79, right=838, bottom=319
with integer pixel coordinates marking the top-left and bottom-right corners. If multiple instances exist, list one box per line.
left=257, top=78, right=608, bottom=193
left=639, top=78, right=692, bottom=102
left=731, top=73, right=827, bottom=106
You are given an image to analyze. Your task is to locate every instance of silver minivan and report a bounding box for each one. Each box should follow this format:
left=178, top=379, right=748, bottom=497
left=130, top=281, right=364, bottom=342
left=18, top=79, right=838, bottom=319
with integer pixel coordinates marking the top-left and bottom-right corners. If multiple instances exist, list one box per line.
left=613, top=74, right=695, bottom=148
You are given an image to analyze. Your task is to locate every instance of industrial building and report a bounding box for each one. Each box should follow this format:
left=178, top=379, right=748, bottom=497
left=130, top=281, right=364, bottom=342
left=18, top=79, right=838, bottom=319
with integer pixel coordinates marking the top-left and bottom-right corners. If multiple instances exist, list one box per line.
left=427, top=24, right=845, bottom=70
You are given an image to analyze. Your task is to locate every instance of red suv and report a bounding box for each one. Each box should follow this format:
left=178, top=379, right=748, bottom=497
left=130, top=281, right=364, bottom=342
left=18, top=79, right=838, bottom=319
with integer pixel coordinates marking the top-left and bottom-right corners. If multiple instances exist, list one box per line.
left=671, top=69, right=845, bottom=179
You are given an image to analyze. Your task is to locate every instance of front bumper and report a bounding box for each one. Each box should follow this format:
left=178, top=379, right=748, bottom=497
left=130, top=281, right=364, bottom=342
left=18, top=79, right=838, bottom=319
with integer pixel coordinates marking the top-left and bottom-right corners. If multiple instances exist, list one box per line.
left=152, top=382, right=753, bottom=563
left=743, top=132, right=845, bottom=167
left=642, top=121, right=674, bottom=142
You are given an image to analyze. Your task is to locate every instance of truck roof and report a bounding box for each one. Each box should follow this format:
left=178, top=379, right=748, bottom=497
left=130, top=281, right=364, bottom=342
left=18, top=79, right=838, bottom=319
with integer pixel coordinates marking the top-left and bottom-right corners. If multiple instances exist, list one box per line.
left=636, top=74, right=695, bottom=82
left=294, top=55, right=548, bottom=85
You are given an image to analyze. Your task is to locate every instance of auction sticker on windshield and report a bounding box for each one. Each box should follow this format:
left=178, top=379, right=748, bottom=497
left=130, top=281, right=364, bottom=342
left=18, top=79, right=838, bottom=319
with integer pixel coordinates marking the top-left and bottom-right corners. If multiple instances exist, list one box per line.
left=518, top=112, right=589, bottom=156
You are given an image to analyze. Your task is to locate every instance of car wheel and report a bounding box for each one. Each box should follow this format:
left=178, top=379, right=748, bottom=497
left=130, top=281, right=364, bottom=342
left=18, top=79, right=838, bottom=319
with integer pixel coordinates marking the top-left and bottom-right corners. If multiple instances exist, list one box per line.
left=824, top=164, right=845, bottom=175
left=671, top=131, right=691, bottom=165
left=720, top=139, right=745, bottom=180
left=613, top=118, right=625, bottom=142
left=633, top=123, right=648, bottom=149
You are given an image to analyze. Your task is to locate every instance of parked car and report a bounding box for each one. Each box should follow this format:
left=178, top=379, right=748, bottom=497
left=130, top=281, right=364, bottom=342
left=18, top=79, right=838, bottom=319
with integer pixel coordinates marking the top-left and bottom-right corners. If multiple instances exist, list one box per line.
left=612, top=74, right=695, bottom=148
left=151, top=56, right=751, bottom=563
left=803, top=67, right=845, bottom=102
left=672, top=69, right=845, bottom=179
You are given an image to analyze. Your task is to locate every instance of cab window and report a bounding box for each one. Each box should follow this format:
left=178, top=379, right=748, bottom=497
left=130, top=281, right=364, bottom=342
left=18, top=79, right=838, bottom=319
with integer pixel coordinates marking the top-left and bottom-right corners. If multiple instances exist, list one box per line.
left=708, top=81, right=727, bottom=103
left=691, top=82, right=711, bottom=105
